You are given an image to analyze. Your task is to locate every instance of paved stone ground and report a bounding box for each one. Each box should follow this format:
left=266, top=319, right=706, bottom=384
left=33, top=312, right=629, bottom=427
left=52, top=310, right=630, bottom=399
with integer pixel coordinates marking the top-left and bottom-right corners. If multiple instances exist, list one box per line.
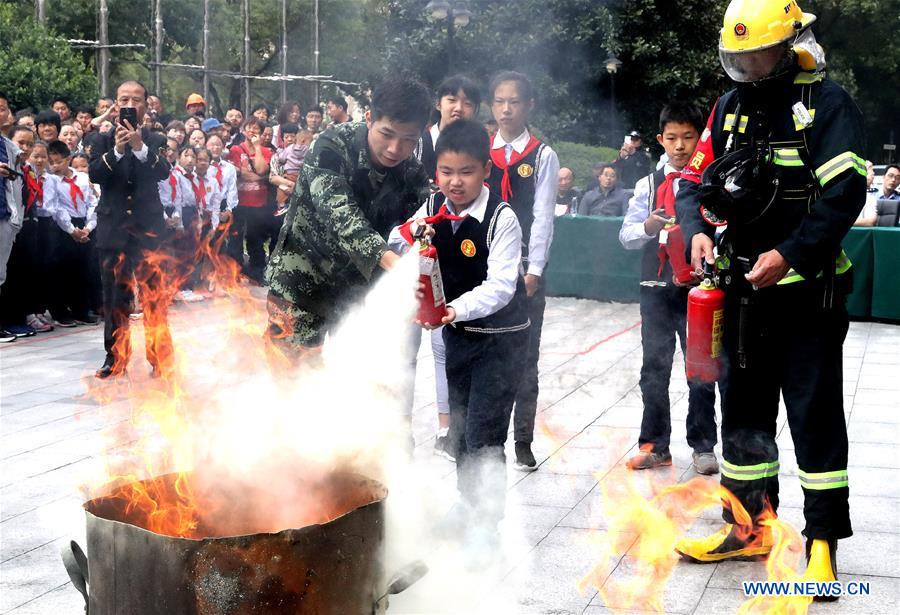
left=1, top=297, right=898, bottom=614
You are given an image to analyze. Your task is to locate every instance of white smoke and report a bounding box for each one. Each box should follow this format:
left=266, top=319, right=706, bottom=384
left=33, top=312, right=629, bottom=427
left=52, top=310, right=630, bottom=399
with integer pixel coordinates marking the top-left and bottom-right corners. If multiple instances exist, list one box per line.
left=85, top=248, right=522, bottom=611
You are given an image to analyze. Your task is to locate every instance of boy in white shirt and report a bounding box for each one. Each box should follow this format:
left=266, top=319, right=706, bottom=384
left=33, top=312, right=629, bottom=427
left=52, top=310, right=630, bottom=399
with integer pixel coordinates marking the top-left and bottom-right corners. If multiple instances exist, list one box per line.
left=390, top=120, right=529, bottom=547
left=618, top=102, right=718, bottom=475
left=45, top=140, right=98, bottom=326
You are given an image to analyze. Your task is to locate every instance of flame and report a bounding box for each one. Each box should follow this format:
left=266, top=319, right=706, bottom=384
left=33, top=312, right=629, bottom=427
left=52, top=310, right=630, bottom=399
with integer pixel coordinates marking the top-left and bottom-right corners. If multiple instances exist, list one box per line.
left=578, top=465, right=811, bottom=615
left=81, top=218, right=418, bottom=539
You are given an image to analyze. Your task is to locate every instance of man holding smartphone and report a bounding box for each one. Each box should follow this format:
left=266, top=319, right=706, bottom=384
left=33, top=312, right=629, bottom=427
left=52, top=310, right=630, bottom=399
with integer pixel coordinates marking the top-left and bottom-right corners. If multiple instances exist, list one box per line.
left=89, top=80, right=173, bottom=378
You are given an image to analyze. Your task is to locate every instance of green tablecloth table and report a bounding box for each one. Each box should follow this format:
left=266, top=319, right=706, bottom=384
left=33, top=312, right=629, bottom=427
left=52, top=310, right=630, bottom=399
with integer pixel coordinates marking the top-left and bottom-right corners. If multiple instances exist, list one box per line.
left=870, top=228, right=900, bottom=320
left=545, top=217, right=899, bottom=322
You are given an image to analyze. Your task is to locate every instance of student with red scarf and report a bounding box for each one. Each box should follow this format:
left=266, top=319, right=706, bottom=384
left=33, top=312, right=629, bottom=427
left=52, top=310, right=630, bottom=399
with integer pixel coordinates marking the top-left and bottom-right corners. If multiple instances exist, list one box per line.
left=486, top=71, right=559, bottom=472
left=618, top=102, right=718, bottom=475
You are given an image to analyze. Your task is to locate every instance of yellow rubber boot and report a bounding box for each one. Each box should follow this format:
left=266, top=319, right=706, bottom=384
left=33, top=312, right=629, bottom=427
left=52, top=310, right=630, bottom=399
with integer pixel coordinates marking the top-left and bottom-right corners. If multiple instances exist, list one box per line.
left=802, top=538, right=839, bottom=602
left=675, top=523, right=772, bottom=563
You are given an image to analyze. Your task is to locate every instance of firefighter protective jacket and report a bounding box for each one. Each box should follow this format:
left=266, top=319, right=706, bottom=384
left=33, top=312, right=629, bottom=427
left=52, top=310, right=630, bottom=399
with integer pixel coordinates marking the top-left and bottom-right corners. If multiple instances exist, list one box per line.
left=676, top=69, right=867, bottom=286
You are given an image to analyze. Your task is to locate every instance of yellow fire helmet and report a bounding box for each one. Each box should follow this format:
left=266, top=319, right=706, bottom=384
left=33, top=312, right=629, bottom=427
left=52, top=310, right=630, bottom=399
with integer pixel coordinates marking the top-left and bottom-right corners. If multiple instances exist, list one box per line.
left=719, top=0, right=823, bottom=82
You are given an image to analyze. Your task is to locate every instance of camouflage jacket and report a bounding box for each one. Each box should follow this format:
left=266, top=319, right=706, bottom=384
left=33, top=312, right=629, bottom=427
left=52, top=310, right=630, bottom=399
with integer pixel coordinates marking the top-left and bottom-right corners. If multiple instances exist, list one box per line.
left=266, top=122, right=430, bottom=316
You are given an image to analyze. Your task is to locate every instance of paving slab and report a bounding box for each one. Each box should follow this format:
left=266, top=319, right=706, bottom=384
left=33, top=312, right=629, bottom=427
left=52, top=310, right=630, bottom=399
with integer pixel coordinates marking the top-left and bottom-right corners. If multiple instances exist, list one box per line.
left=1, top=297, right=897, bottom=615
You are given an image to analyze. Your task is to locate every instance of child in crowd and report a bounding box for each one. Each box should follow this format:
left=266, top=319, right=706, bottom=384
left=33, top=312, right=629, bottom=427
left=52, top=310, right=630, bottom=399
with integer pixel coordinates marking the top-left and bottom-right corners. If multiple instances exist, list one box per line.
left=22, top=141, right=56, bottom=332
left=164, top=138, right=179, bottom=165
left=486, top=71, right=560, bottom=471
left=59, top=124, right=81, bottom=155
left=189, top=129, right=207, bottom=149
left=191, top=146, right=222, bottom=292
left=185, top=116, right=202, bottom=134
left=618, top=102, right=719, bottom=475
left=44, top=140, right=98, bottom=326
left=166, top=120, right=187, bottom=146
left=206, top=135, right=238, bottom=210
left=410, top=75, right=482, bottom=461
left=70, top=152, right=103, bottom=315
left=270, top=123, right=305, bottom=215
left=389, top=119, right=530, bottom=549
left=164, top=146, right=205, bottom=303
left=416, top=74, right=482, bottom=181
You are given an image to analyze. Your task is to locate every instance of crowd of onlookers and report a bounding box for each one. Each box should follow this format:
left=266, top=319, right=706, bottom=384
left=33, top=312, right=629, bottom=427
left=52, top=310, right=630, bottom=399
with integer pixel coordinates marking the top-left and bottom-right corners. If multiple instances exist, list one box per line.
left=1, top=86, right=897, bottom=344
left=0, top=90, right=353, bottom=342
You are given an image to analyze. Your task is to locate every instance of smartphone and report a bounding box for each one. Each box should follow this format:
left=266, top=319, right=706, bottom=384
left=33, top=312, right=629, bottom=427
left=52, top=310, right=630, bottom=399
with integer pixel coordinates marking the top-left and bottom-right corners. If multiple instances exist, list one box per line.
left=119, top=107, right=138, bottom=129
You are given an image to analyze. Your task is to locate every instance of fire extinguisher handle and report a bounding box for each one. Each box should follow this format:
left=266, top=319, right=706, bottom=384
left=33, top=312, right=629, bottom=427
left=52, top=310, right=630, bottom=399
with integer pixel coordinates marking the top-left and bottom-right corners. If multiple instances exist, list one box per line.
left=702, top=260, right=716, bottom=279
left=60, top=540, right=89, bottom=612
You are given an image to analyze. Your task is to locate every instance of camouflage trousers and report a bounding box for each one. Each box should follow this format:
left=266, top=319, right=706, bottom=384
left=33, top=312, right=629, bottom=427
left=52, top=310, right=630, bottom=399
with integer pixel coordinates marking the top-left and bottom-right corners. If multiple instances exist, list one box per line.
left=265, top=292, right=329, bottom=348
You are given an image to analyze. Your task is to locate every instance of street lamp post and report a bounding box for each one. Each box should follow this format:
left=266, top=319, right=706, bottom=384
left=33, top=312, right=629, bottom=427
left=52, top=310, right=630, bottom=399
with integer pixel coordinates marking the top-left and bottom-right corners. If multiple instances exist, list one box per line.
left=605, top=54, right=622, bottom=143
left=425, top=1, right=473, bottom=69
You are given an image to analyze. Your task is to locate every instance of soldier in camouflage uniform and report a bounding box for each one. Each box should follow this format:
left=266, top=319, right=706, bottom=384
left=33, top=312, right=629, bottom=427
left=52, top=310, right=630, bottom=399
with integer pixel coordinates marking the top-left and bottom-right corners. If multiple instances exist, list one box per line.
left=266, top=78, right=433, bottom=349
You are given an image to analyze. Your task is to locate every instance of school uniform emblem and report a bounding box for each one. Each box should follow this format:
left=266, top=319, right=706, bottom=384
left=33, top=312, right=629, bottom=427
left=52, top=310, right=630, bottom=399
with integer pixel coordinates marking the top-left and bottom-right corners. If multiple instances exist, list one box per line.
left=517, top=163, right=534, bottom=178
left=460, top=239, right=477, bottom=257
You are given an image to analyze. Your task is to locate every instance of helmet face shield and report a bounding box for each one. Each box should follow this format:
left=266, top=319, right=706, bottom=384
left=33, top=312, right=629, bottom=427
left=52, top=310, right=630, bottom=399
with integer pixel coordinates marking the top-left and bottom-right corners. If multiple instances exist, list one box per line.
left=792, top=28, right=826, bottom=72
left=719, top=41, right=791, bottom=82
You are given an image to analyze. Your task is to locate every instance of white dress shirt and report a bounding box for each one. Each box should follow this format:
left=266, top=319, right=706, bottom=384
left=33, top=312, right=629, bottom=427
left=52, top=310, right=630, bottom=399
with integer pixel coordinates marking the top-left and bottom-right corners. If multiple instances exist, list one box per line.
left=197, top=168, right=221, bottom=227
left=388, top=186, right=524, bottom=323
left=45, top=169, right=97, bottom=233
left=490, top=129, right=559, bottom=276
left=619, top=163, right=682, bottom=250
left=210, top=159, right=239, bottom=210
left=158, top=165, right=199, bottom=228
left=25, top=168, right=55, bottom=218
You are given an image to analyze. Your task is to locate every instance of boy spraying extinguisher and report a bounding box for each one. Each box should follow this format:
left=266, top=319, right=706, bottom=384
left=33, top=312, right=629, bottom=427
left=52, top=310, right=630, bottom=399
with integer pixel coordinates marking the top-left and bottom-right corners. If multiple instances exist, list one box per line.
left=618, top=102, right=720, bottom=475
left=389, top=119, right=529, bottom=552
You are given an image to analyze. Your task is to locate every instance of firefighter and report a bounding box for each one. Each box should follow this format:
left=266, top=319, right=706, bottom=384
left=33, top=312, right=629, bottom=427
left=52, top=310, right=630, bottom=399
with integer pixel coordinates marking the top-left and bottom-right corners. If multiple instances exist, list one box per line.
left=673, top=0, right=866, bottom=598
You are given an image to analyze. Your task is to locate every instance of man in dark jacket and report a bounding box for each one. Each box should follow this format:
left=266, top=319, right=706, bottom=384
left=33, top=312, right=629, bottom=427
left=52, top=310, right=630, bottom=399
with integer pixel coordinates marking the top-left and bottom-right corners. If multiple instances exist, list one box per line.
left=673, top=0, right=865, bottom=593
left=89, top=80, right=172, bottom=378
left=578, top=163, right=629, bottom=216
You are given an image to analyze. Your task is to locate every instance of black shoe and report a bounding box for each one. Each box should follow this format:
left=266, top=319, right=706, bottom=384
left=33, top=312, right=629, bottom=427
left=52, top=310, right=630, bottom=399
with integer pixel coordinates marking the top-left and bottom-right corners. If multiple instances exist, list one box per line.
left=74, top=312, right=101, bottom=325
left=54, top=317, right=77, bottom=328
left=515, top=441, right=538, bottom=472
left=95, top=358, right=125, bottom=379
left=434, top=433, right=456, bottom=462
left=0, top=329, right=17, bottom=343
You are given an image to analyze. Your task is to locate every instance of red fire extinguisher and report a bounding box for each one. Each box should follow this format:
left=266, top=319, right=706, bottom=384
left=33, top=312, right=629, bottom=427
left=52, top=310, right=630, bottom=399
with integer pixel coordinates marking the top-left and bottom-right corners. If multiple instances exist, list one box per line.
left=686, top=262, right=725, bottom=383
left=413, top=225, right=448, bottom=327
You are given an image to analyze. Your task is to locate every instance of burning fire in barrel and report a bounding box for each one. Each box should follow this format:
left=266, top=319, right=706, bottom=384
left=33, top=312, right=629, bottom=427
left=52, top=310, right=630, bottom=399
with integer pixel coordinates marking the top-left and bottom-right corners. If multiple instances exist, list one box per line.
left=63, top=470, right=425, bottom=614
left=57, top=247, right=428, bottom=613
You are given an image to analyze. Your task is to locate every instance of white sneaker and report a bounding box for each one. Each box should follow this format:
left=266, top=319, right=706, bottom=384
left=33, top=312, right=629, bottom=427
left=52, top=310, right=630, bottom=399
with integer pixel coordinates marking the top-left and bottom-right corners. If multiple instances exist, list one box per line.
left=26, top=314, right=54, bottom=332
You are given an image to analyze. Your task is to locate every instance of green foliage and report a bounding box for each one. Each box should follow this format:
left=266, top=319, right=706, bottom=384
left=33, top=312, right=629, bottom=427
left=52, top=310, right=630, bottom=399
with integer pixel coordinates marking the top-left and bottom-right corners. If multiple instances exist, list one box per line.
left=4, top=0, right=896, bottom=160
left=0, top=4, right=97, bottom=111
left=804, top=0, right=900, bottom=161
left=553, top=141, right=619, bottom=187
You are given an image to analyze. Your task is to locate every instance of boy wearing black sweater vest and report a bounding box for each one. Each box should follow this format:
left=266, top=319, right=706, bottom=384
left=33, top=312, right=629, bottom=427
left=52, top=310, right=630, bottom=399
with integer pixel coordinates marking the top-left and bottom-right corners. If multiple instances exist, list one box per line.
left=390, top=119, right=529, bottom=538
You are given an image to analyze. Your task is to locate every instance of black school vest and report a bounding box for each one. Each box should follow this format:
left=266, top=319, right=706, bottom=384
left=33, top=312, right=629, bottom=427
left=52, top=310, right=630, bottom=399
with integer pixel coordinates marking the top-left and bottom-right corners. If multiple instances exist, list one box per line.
left=427, top=192, right=530, bottom=334
left=419, top=130, right=437, bottom=180
left=487, top=141, right=545, bottom=260
left=640, top=169, right=672, bottom=287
